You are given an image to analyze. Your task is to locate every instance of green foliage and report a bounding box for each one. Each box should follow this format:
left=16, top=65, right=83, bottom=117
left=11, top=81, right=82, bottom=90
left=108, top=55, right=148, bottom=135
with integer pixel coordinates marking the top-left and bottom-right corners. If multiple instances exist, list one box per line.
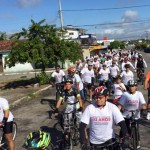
left=109, top=41, right=125, bottom=49
left=35, top=72, right=49, bottom=85
left=6, top=19, right=82, bottom=72
left=0, top=32, right=7, bottom=41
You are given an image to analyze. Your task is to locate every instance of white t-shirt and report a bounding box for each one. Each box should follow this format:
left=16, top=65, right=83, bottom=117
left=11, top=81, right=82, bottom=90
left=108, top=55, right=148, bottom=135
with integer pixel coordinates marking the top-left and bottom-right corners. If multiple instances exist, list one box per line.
left=76, top=63, right=83, bottom=71
left=0, top=98, right=14, bottom=122
left=81, top=68, right=94, bottom=83
left=113, top=83, right=126, bottom=99
left=121, top=62, right=135, bottom=71
left=119, top=91, right=146, bottom=119
left=99, top=68, right=110, bottom=81
left=105, top=60, right=112, bottom=67
left=93, top=61, right=100, bottom=68
left=120, top=70, right=134, bottom=85
left=67, top=74, right=83, bottom=91
left=51, top=70, right=65, bottom=83
left=109, top=65, right=120, bottom=77
left=81, top=102, right=124, bottom=144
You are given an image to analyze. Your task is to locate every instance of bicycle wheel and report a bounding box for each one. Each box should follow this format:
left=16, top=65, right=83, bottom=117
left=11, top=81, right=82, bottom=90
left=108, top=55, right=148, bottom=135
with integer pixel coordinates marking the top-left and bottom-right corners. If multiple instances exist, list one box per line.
left=56, top=91, right=60, bottom=101
left=12, top=122, right=17, bottom=141
left=131, top=127, right=137, bottom=150
left=72, top=127, right=80, bottom=146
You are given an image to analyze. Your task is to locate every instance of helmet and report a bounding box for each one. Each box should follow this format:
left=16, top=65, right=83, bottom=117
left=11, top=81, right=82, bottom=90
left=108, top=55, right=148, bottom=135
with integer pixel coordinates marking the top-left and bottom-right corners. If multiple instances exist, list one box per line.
left=127, top=80, right=137, bottom=87
left=68, top=67, right=76, bottom=73
left=65, top=78, right=73, bottom=84
left=124, top=57, right=128, bottom=61
left=94, top=86, right=109, bottom=97
left=101, top=58, right=105, bottom=62
left=23, top=130, right=51, bottom=149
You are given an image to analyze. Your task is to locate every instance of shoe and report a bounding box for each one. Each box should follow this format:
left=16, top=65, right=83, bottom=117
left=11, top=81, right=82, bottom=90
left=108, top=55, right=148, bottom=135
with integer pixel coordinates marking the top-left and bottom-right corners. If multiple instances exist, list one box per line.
left=147, top=112, right=150, bottom=120
left=137, top=146, right=142, bottom=150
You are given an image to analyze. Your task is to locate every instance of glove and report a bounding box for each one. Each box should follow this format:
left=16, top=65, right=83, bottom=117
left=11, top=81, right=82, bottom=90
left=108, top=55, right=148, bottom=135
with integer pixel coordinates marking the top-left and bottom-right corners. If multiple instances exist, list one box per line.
left=77, top=107, right=82, bottom=112
left=81, top=143, right=90, bottom=150
left=122, top=136, right=130, bottom=148
left=53, top=108, right=59, bottom=114
left=141, top=109, right=147, bottom=118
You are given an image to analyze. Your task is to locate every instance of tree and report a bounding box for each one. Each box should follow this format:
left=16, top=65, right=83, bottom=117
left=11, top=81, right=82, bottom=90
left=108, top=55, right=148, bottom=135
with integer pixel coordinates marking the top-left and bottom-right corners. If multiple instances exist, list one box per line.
left=0, top=32, right=7, bottom=41
left=109, top=41, right=125, bottom=49
left=5, top=19, right=82, bottom=71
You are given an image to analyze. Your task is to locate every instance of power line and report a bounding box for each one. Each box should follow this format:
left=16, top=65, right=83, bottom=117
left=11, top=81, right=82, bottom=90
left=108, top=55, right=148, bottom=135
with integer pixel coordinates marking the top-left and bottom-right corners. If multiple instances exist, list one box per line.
left=62, top=4, right=150, bottom=12
left=74, top=18, right=150, bottom=27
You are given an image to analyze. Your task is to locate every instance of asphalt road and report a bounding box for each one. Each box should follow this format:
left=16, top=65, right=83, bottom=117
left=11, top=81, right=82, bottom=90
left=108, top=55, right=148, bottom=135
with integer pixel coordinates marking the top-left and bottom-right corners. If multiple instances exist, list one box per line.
left=12, top=50, right=150, bottom=150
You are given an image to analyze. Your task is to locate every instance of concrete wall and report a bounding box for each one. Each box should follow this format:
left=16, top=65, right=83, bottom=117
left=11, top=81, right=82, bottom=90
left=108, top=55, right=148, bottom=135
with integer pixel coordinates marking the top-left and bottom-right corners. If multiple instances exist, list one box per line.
left=2, top=53, right=34, bottom=73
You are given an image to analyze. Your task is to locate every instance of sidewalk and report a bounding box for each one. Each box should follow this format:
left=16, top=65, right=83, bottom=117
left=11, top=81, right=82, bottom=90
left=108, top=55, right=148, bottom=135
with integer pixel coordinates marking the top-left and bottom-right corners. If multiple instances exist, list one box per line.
left=0, top=69, right=57, bottom=108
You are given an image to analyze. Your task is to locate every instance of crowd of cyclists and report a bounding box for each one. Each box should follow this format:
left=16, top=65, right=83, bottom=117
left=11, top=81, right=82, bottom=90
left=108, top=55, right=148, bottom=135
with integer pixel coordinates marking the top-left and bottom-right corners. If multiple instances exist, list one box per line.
left=50, top=49, right=150, bottom=150
left=0, top=49, right=149, bottom=150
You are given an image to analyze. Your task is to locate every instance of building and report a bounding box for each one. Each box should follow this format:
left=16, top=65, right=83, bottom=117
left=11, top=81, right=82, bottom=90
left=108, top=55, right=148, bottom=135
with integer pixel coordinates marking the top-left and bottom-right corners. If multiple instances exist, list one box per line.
left=0, top=41, right=34, bottom=73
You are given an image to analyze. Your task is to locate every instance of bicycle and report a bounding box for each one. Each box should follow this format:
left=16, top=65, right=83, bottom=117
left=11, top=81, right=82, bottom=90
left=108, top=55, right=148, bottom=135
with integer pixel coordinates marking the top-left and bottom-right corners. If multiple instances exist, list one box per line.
left=55, top=83, right=64, bottom=101
left=81, top=138, right=122, bottom=150
left=137, top=68, right=144, bottom=85
left=51, top=101, right=81, bottom=150
left=125, top=110, right=141, bottom=150
left=0, top=121, right=17, bottom=149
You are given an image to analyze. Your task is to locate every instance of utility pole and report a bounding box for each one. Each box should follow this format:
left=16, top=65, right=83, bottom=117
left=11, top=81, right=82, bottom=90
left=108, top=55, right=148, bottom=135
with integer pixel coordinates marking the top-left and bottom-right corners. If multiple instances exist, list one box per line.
left=58, top=0, right=63, bottom=31
left=145, top=31, right=148, bottom=43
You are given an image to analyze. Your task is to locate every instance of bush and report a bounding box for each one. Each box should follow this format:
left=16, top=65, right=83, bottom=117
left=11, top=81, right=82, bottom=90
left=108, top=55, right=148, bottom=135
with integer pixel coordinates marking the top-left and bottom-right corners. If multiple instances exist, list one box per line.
left=35, top=72, right=49, bottom=85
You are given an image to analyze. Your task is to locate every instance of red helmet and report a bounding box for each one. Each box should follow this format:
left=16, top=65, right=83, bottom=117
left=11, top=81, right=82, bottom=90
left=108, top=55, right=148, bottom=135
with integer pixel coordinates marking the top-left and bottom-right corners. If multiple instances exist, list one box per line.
left=68, top=67, right=76, bottom=73
left=94, top=86, right=108, bottom=97
left=124, top=57, right=128, bottom=61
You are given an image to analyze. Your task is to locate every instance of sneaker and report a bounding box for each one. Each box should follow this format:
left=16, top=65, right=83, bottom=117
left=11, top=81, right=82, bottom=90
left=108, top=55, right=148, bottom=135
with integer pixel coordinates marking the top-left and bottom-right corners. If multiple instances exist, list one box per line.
left=137, top=146, right=142, bottom=150
left=89, top=99, right=92, bottom=102
left=147, top=112, right=150, bottom=120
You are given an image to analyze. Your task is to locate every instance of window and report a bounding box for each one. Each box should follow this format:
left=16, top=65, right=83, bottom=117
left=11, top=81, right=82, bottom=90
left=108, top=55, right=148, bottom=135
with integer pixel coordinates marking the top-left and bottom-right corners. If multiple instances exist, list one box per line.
left=69, top=32, right=74, bottom=35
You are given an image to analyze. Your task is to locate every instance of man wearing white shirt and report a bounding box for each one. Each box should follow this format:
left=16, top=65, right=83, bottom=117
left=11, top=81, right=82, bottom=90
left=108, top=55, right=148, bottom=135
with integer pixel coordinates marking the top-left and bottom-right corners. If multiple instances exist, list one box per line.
left=118, top=80, right=147, bottom=150
left=81, top=62, right=95, bottom=101
left=120, top=64, right=134, bottom=88
left=80, top=86, right=130, bottom=149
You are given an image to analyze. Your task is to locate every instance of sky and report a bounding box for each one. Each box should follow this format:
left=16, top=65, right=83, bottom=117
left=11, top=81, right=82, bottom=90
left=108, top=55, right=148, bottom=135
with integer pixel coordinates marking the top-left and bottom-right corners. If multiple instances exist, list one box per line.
left=0, top=0, right=150, bottom=40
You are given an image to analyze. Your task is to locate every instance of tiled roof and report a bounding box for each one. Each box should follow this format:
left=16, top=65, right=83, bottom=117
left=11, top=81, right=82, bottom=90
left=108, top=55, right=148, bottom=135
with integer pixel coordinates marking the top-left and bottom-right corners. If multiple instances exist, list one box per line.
left=0, top=41, right=13, bottom=52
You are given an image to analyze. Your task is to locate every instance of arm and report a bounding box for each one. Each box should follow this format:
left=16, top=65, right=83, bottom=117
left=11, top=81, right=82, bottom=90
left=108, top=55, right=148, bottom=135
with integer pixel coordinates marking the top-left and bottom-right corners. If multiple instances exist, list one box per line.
left=77, top=95, right=84, bottom=112
left=144, top=77, right=149, bottom=89
left=79, top=122, right=88, bottom=144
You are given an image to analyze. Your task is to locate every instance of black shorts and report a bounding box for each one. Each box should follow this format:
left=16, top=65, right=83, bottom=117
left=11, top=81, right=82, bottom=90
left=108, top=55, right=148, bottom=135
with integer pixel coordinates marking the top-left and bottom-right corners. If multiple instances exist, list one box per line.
left=86, top=83, right=92, bottom=90
left=3, top=121, right=13, bottom=134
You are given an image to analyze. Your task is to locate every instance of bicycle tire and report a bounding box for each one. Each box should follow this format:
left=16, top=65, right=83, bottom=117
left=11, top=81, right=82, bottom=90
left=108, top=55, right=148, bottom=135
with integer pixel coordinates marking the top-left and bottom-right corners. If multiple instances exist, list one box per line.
left=72, top=126, right=80, bottom=146
left=131, top=127, right=137, bottom=150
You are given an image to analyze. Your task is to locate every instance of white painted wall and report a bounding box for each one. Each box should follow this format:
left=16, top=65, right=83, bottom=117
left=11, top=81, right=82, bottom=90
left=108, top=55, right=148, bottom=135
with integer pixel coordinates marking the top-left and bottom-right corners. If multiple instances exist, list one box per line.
left=2, top=53, right=34, bottom=73
left=64, top=30, right=79, bottom=39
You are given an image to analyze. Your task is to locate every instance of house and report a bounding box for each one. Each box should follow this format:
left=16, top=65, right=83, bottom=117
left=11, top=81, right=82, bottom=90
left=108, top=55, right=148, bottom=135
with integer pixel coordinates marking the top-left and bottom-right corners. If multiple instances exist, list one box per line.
left=0, top=40, right=34, bottom=73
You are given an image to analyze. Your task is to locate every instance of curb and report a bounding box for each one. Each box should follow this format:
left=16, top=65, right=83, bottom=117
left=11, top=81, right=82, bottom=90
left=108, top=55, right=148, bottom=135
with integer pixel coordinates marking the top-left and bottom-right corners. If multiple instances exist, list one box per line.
left=10, top=85, right=52, bottom=108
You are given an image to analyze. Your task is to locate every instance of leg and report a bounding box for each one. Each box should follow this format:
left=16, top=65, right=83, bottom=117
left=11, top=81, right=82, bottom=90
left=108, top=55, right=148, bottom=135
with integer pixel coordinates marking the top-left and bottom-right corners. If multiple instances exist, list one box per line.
left=4, top=133, right=15, bottom=150
left=3, top=121, right=15, bottom=150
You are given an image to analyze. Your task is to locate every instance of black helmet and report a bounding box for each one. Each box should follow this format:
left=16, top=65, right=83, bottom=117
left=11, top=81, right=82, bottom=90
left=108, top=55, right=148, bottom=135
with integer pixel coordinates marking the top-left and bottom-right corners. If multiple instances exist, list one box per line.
left=94, top=86, right=109, bottom=97
left=127, top=80, right=137, bottom=87
left=65, top=78, right=73, bottom=84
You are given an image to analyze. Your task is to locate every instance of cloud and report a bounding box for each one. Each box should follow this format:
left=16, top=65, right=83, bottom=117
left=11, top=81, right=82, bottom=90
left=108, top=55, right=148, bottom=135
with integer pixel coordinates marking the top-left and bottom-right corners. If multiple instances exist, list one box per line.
left=17, top=0, right=42, bottom=8
left=122, top=10, right=138, bottom=22
left=0, top=13, right=15, bottom=20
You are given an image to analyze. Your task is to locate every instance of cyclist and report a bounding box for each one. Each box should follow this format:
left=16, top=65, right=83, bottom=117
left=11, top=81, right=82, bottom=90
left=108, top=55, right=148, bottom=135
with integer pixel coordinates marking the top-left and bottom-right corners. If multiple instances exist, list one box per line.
left=75, top=60, right=83, bottom=75
left=112, top=75, right=126, bottom=104
left=54, top=78, right=84, bottom=115
left=135, top=55, right=147, bottom=81
left=67, top=67, right=84, bottom=102
left=121, top=57, right=135, bottom=72
left=50, top=65, right=66, bottom=87
left=93, top=57, right=100, bottom=75
left=144, top=71, right=150, bottom=120
left=109, top=60, right=120, bottom=82
left=120, top=64, right=134, bottom=90
left=0, top=97, right=15, bottom=150
left=118, top=80, right=147, bottom=150
left=81, top=62, right=95, bottom=102
left=98, top=64, right=110, bottom=88
left=80, top=86, right=130, bottom=150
